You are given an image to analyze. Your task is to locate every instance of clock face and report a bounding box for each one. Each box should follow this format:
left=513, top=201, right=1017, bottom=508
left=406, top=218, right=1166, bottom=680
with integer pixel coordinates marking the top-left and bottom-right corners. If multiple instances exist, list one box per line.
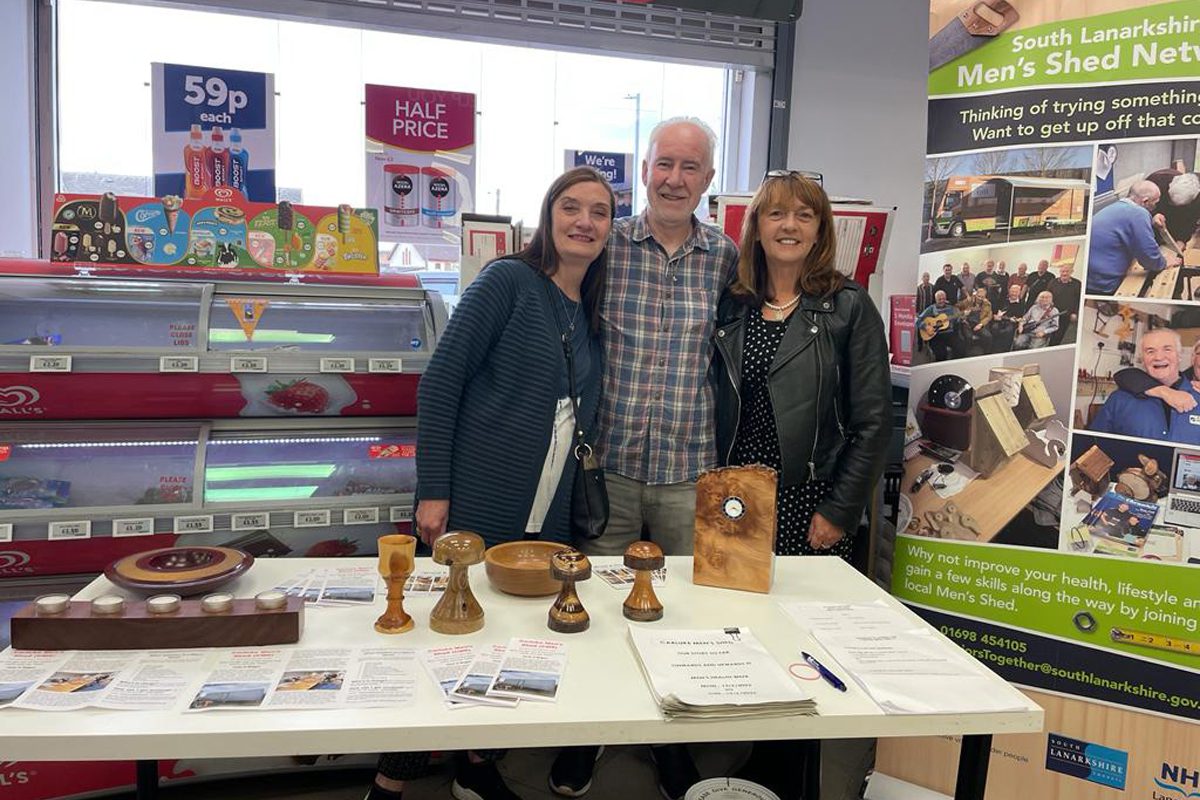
left=722, top=496, right=746, bottom=520
left=929, top=374, right=974, bottom=411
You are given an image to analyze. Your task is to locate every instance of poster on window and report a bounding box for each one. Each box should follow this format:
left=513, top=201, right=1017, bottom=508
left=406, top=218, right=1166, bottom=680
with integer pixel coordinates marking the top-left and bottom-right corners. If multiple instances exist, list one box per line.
left=564, top=150, right=634, bottom=218
left=879, top=1, right=1200, bottom=798
left=365, top=85, right=476, bottom=260
left=151, top=63, right=276, bottom=203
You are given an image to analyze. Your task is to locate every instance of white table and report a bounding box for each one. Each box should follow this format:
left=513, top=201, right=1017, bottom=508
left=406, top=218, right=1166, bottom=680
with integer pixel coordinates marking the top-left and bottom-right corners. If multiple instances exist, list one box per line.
left=1, top=556, right=1042, bottom=800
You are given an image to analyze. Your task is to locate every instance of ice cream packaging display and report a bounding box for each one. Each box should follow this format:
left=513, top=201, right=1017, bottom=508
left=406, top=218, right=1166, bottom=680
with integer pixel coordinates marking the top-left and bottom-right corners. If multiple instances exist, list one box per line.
left=51, top=191, right=379, bottom=275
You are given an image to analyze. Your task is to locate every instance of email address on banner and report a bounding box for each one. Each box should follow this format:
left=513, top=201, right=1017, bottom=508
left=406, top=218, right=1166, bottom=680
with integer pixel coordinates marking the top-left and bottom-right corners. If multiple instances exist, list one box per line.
left=962, top=647, right=1200, bottom=710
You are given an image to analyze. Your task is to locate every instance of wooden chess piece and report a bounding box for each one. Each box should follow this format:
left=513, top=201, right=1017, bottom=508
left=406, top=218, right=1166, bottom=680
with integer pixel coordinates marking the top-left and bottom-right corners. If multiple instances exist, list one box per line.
left=374, top=534, right=416, bottom=634
left=547, top=548, right=592, bottom=634
left=622, top=542, right=664, bottom=622
left=429, top=532, right=485, bottom=635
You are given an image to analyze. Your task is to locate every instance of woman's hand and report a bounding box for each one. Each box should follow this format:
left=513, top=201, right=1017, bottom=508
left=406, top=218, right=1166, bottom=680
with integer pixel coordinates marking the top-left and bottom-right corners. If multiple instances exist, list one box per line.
left=807, top=512, right=845, bottom=551
left=416, top=499, right=450, bottom=546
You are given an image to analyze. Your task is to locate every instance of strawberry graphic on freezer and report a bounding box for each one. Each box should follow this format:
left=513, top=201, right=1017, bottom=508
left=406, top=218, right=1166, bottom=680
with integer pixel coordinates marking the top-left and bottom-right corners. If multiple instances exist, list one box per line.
left=236, top=374, right=357, bottom=416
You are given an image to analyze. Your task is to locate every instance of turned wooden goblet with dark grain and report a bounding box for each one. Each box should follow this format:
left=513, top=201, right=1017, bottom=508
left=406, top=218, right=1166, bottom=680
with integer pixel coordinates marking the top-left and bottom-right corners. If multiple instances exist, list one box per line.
left=622, top=541, right=664, bottom=622
left=547, top=548, right=592, bottom=634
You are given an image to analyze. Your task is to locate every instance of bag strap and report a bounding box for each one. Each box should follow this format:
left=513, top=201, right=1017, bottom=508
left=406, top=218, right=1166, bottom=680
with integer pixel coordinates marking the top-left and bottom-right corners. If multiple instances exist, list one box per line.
left=544, top=277, right=590, bottom=461
left=562, top=334, right=591, bottom=461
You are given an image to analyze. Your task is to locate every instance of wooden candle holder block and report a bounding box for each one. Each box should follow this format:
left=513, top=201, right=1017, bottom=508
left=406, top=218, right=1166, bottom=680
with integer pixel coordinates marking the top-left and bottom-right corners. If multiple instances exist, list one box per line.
left=11, top=597, right=304, bottom=651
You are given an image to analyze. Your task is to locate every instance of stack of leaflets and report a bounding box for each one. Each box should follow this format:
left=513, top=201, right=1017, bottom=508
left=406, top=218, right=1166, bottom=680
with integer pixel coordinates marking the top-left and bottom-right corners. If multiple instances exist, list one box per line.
left=627, top=627, right=815, bottom=720
left=419, top=638, right=566, bottom=709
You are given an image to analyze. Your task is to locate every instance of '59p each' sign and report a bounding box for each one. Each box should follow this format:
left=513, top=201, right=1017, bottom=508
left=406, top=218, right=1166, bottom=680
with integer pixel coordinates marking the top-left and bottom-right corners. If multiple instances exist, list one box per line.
left=151, top=62, right=276, bottom=202
left=158, top=63, right=269, bottom=131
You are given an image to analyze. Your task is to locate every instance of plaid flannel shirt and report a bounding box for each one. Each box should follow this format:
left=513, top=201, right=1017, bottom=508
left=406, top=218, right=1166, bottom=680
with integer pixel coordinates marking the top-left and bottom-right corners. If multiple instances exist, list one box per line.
left=596, top=212, right=739, bottom=484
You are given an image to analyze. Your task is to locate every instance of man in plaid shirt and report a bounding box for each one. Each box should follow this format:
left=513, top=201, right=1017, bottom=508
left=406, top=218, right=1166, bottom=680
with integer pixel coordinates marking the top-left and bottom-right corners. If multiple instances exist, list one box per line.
left=552, top=117, right=738, bottom=800
left=589, top=116, right=738, bottom=558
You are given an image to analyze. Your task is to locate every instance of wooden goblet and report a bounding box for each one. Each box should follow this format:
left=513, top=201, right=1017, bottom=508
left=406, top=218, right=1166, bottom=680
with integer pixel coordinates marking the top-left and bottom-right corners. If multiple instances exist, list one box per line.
left=430, top=531, right=486, bottom=635
left=547, top=548, right=592, bottom=634
left=374, top=534, right=416, bottom=634
left=622, top=541, right=664, bottom=622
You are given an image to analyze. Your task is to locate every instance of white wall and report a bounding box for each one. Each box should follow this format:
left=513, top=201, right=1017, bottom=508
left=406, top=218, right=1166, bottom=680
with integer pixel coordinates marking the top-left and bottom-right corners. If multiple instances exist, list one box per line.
left=0, top=0, right=37, bottom=258
left=787, top=0, right=928, bottom=308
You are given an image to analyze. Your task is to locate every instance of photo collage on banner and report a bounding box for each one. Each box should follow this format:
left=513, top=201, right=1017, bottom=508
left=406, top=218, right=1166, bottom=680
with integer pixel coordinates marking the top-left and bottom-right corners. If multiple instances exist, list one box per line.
left=882, top=1, right=1200, bottom=797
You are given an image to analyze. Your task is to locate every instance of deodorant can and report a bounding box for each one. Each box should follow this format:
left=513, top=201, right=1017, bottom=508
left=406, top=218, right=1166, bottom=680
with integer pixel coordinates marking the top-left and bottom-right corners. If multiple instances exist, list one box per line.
left=385, top=164, right=420, bottom=228
left=421, top=166, right=458, bottom=229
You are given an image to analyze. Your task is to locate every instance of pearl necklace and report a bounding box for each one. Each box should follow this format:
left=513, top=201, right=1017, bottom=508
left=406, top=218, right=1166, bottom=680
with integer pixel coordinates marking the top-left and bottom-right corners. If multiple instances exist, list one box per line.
left=763, top=295, right=800, bottom=321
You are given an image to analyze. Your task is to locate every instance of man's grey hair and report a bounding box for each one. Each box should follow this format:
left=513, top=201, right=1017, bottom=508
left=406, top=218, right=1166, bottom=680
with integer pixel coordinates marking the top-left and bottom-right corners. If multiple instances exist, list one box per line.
left=1168, top=172, right=1200, bottom=206
left=647, top=116, right=718, bottom=168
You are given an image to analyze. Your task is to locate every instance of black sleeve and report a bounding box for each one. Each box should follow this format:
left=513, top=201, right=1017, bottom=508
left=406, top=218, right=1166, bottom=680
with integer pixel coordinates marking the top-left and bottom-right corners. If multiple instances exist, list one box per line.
left=1112, top=367, right=1159, bottom=398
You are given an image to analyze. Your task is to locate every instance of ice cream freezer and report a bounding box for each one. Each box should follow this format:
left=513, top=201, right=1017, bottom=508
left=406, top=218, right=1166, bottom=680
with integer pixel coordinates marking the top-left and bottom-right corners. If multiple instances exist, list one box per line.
left=0, top=419, right=417, bottom=576
left=0, top=270, right=446, bottom=420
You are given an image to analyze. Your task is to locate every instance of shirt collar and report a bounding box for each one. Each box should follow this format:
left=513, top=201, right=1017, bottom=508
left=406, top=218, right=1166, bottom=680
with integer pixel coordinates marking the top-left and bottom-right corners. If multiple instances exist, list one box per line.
left=631, top=210, right=712, bottom=252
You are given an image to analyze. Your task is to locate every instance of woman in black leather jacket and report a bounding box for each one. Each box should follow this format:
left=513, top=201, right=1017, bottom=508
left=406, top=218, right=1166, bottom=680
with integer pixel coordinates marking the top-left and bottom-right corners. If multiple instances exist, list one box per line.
left=712, top=172, right=891, bottom=558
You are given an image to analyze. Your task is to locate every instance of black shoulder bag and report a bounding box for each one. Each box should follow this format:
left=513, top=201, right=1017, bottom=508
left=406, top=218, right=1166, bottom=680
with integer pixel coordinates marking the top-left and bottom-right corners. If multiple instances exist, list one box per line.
left=562, top=333, right=609, bottom=540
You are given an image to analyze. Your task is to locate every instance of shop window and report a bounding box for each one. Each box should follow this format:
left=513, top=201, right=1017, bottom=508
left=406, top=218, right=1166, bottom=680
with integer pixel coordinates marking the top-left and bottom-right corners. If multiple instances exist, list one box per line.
left=56, top=0, right=731, bottom=246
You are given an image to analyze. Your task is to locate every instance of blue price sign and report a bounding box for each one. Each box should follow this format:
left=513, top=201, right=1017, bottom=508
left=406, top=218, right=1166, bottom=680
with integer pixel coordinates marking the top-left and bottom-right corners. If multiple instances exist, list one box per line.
left=161, top=64, right=269, bottom=132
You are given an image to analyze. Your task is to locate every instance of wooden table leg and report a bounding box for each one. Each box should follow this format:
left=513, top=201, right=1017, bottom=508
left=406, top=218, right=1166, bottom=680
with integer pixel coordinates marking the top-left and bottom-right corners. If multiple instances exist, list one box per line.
left=954, top=734, right=992, bottom=800
left=136, top=759, right=159, bottom=800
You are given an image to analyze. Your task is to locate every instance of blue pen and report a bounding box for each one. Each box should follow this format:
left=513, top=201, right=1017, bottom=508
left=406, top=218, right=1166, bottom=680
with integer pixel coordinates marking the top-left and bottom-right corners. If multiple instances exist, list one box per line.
left=802, top=651, right=847, bottom=692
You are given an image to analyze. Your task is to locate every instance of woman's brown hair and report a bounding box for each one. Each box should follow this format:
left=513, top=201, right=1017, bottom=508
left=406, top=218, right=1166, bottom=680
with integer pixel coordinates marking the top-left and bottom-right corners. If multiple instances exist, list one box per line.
left=729, top=173, right=843, bottom=304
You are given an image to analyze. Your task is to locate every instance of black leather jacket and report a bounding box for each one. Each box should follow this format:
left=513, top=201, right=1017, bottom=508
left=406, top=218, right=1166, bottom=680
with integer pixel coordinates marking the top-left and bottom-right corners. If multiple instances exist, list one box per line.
left=711, top=282, right=892, bottom=534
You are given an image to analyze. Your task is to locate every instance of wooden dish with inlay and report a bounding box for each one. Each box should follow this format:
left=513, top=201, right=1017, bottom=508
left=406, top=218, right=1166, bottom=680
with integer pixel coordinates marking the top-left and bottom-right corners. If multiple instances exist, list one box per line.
left=105, top=546, right=254, bottom=596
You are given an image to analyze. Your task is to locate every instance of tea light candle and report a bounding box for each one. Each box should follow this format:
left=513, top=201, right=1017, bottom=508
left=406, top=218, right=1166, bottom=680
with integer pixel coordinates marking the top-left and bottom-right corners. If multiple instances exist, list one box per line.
left=91, top=595, right=125, bottom=615
left=255, top=590, right=286, bottom=610
left=201, top=593, right=234, bottom=613
left=147, top=594, right=181, bottom=614
left=35, top=594, right=71, bottom=615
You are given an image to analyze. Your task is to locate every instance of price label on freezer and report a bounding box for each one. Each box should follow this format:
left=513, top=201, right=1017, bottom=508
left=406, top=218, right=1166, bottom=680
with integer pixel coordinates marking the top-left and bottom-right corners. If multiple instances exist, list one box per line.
left=231, top=512, right=270, bottom=531
left=230, top=356, right=268, bottom=373
left=368, top=358, right=403, bottom=374
left=389, top=506, right=414, bottom=523
left=174, top=514, right=214, bottom=534
left=320, top=357, right=355, bottom=373
left=294, top=509, right=331, bottom=528
left=49, top=520, right=92, bottom=540
left=30, top=355, right=72, bottom=372
left=160, top=356, right=199, bottom=372
left=343, top=507, right=380, bottom=525
left=112, top=517, right=155, bottom=537
left=0, top=524, right=11, bottom=543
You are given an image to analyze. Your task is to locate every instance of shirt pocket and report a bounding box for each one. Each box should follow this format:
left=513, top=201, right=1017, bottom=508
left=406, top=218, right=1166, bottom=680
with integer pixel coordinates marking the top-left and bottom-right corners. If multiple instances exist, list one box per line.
left=681, top=287, right=715, bottom=336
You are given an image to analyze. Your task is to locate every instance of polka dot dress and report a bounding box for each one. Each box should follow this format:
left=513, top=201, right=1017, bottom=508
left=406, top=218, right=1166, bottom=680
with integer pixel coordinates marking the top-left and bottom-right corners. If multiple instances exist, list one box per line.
left=730, top=308, right=851, bottom=559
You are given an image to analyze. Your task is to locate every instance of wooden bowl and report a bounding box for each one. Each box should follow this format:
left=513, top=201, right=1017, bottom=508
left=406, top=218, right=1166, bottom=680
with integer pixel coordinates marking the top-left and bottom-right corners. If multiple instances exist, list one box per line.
left=105, top=546, right=254, bottom=596
left=484, top=541, right=566, bottom=597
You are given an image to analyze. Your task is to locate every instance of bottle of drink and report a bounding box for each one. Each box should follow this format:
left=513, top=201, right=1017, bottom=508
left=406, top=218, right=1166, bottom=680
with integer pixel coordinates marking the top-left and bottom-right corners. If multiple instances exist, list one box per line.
left=183, top=124, right=212, bottom=199
left=229, top=128, right=250, bottom=198
left=210, top=126, right=230, bottom=188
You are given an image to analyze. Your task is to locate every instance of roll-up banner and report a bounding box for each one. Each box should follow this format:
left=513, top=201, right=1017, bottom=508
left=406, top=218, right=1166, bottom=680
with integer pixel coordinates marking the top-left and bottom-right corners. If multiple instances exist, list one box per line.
left=879, top=1, right=1200, bottom=797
